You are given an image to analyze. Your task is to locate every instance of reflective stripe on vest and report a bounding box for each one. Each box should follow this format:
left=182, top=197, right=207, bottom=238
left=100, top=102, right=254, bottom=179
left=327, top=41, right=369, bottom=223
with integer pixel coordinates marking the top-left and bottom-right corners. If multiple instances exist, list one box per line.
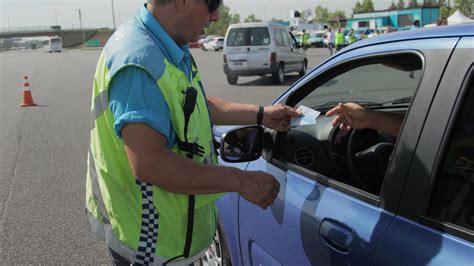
left=86, top=50, right=222, bottom=264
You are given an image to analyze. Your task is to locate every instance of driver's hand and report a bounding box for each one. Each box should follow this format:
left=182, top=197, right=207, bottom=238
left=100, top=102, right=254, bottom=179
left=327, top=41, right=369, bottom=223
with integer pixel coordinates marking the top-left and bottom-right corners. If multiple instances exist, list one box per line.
left=326, top=102, right=374, bottom=131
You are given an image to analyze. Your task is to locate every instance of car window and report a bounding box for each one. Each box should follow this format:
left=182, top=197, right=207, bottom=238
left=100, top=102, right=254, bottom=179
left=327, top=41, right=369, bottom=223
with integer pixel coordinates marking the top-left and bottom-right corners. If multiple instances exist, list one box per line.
left=274, top=53, right=423, bottom=196
left=427, top=74, right=474, bottom=231
left=299, top=58, right=422, bottom=110
left=227, top=29, right=246, bottom=46
left=227, top=28, right=271, bottom=47
left=289, top=32, right=298, bottom=48
left=281, top=30, right=291, bottom=47
left=274, top=29, right=284, bottom=46
left=250, top=27, right=270, bottom=46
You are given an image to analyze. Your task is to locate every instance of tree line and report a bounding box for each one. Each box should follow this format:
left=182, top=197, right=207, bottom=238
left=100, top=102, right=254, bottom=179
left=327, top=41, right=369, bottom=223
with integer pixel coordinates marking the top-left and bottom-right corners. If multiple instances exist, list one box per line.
left=205, top=0, right=472, bottom=36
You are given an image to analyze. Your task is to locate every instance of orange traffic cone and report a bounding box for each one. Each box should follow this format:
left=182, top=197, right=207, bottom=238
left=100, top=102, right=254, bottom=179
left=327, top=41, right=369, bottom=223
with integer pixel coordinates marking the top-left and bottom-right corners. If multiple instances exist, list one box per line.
left=21, top=76, right=37, bottom=107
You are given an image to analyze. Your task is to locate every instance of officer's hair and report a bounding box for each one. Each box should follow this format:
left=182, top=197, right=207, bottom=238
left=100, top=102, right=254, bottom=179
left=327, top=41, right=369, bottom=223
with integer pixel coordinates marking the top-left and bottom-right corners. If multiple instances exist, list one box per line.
left=147, top=0, right=173, bottom=5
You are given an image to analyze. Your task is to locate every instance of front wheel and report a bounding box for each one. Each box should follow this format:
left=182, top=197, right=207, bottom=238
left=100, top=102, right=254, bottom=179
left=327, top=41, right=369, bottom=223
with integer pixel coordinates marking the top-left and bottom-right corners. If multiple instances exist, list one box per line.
left=226, top=75, right=238, bottom=85
left=272, top=64, right=285, bottom=84
left=199, top=221, right=231, bottom=266
left=299, top=60, right=307, bottom=77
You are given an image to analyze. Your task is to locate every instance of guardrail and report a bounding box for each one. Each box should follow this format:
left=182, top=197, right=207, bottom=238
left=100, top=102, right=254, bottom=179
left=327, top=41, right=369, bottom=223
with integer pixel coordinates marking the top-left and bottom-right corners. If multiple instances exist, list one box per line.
left=0, top=26, right=106, bottom=34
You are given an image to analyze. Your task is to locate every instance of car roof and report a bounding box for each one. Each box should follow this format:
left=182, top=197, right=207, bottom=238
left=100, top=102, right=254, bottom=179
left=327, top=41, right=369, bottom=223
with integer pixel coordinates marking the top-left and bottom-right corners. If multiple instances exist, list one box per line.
left=228, top=22, right=287, bottom=29
left=348, top=23, right=474, bottom=50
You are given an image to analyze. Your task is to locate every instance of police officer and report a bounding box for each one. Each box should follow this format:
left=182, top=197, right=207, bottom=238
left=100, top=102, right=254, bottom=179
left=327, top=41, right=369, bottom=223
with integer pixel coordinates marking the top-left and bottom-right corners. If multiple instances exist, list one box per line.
left=302, top=29, right=309, bottom=50
left=85, top=0, right=301, bottom=264
left=335, top=28, right=345, bottom=51
left=348, top=28, right=356, bottom=44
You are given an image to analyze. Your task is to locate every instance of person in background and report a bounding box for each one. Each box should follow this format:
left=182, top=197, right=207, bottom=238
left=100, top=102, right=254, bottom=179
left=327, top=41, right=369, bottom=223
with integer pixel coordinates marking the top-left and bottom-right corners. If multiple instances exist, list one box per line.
left=302, top=29, right=309, bottom=50
left=85, top=0, right=301, bottom=265
left=411, top=19, right=421, bottom=29
left=335, top=28, right=345, bottom=52
left=326, top=28, right=335, bottom=55
left=348, top=28, right=356, bottom=44
left=437, top=16, right=448, bottom=26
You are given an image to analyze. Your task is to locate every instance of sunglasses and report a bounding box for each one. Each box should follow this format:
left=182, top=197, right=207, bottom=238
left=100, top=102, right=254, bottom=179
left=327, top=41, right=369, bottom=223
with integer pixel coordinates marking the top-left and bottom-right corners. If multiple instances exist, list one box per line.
left=206, top=0, right=222, bottom=13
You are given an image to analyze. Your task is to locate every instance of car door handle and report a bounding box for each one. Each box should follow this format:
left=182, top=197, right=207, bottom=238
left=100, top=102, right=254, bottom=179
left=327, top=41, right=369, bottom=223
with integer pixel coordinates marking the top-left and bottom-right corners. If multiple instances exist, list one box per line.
left=319, top=219, right=353, bottom=253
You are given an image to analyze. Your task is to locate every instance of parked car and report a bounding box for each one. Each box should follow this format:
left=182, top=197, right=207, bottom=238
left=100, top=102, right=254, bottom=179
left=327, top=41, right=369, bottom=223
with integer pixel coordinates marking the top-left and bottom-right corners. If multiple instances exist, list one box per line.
left=223, top=22, right=307, bottom=85
left=206, top=24, right=474, bottom=265
left=378, top=26, right=398, bottom=34
left=203, top=36, right=224, bottom=51
left=308, top=30, right=325, bottom=47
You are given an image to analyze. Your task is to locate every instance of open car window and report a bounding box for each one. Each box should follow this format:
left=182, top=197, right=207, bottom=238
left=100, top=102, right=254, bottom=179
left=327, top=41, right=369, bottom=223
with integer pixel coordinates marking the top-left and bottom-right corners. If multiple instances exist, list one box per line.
left=273, top=53, right=423, bottom=196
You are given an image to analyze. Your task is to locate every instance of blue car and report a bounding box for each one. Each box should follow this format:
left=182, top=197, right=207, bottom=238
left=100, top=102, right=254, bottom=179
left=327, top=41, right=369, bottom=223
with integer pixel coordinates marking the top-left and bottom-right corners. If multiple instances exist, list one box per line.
left=206, top=24, right=474, bottom=266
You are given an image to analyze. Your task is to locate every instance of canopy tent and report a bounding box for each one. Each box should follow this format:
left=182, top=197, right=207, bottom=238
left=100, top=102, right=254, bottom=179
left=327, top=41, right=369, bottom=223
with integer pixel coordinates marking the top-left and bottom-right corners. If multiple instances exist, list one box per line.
left=447, top=10, right=474, bottom=25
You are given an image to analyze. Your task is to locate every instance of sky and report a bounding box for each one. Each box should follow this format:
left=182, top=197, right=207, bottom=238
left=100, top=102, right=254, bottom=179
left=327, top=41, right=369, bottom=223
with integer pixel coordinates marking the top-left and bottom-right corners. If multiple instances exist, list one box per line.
left=0, top=0, right=438, bottom=30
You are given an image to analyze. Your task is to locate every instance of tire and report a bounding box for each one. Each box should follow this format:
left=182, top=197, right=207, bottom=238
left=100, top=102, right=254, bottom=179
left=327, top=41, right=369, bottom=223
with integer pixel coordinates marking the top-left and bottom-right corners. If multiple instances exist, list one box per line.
left=198, top=221, right=231, bottom=266
left=299, top=60, right=307, bottom=77
left=272, top=63, right=285, bottom=84
left=226, top=75, right=238, bottom=85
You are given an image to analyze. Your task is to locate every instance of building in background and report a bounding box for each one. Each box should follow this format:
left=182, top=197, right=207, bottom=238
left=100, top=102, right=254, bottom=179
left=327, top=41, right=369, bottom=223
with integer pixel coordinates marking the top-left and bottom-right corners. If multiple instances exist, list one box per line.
left=347, top=7, right=440, bottom=30
left=289, top=9, right=327, bottom=32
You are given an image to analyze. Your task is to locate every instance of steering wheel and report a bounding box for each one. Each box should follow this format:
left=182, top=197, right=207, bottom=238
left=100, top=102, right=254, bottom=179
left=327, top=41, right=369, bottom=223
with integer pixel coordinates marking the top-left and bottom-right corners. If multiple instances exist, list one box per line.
left=346, top=128, right=394, bottom=194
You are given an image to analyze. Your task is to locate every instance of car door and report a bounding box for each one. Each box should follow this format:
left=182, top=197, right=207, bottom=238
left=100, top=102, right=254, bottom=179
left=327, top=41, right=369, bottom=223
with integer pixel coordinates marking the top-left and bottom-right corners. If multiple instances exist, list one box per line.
left=237, top=37, right=459, bottom=266
left=247, top=27, right=272, bottom=70
left=288, top=31, right=305, bottom=72
left=225, top=28, right=250, bottom=70
left=273, top=29, right=291, bottom=71
left=372, top=37, right=474, bottom=265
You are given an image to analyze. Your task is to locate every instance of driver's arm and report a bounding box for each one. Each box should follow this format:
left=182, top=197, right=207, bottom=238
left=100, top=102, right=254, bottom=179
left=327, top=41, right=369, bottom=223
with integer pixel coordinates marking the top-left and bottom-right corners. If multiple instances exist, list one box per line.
left=326, top=102, right=404, bottom=137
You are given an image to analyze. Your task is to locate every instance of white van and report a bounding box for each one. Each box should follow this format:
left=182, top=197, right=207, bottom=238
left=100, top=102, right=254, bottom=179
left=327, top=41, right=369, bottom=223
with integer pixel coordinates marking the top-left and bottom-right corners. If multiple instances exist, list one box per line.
left=223, top=22, right=307, bottom=85
left=44, top=36, right=63, bottom=53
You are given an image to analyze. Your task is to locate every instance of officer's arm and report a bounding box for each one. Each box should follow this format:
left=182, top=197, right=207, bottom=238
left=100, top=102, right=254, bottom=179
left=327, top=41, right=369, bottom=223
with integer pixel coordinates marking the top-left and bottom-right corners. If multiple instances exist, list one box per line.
left=120, top=122, right=279, bottom=209
left=121, top=122, right=241, bottom=194
left=206, top=96, right=260, bottom=125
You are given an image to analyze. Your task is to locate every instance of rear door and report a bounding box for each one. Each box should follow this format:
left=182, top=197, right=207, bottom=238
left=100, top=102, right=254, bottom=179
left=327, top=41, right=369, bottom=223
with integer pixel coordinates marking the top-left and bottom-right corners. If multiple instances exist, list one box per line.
left=246, top=27, right=272, bottom=69
left=288, top=31, right=305, bottom=71
left=273, top=28, right=291, bottom=71
left=225, top=28, right=250, bottom=70
left=372, top=37, right=474, bottom=265
left=225, top=27, right=271, bottom=71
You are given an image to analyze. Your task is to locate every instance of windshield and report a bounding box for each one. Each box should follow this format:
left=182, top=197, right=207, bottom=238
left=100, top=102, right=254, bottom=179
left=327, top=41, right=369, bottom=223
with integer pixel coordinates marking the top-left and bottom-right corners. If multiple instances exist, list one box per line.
left=227, top=27, right=270, bottom=46
left=298, top=56, right=423, bottom=111
left=51, top=38, right=61, bottom=44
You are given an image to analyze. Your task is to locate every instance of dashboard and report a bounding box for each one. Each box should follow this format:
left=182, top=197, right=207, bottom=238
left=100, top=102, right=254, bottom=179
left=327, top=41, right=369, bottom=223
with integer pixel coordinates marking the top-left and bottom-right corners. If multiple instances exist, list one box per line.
left=279, top=113, right=398, bottom=191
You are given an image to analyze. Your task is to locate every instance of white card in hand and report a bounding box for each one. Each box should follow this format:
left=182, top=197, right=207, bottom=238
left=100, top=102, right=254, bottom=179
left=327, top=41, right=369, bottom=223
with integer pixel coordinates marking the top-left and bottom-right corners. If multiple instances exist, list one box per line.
left=291, top=105, right=321, bottom=127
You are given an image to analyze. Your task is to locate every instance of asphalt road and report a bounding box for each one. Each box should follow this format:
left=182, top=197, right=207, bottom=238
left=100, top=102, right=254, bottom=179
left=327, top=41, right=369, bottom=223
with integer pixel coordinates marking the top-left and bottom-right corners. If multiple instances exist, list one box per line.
left=0, top=47, right=329, bottom=264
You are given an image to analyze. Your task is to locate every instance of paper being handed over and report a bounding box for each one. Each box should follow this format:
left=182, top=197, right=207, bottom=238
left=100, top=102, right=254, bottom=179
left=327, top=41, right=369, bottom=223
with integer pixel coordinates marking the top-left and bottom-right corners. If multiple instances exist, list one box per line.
left=291, top=105, right=321, bottom=127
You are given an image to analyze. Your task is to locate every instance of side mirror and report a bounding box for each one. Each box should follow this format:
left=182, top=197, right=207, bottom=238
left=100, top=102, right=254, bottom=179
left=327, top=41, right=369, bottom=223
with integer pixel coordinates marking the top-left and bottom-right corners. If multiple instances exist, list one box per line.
left=220, top=126, right=264, bottom=163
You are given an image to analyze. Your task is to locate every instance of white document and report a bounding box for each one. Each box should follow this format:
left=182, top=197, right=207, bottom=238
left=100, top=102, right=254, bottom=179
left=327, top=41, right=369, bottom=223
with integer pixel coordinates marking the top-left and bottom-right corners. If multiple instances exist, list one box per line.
left=291, top=105, right=321, bottom=127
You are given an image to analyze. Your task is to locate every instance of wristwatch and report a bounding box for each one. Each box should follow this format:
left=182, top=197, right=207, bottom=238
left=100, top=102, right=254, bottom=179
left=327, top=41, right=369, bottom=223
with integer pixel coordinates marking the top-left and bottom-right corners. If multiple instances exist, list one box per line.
left=257, top=106, right=264, bottom=126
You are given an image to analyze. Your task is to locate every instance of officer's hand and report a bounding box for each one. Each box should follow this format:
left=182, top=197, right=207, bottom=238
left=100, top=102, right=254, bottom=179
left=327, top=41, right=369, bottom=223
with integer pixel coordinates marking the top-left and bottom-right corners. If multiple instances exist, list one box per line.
left=262, top=104, right=301, bottom=132
left=238, top=171, right=280, bottom=209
